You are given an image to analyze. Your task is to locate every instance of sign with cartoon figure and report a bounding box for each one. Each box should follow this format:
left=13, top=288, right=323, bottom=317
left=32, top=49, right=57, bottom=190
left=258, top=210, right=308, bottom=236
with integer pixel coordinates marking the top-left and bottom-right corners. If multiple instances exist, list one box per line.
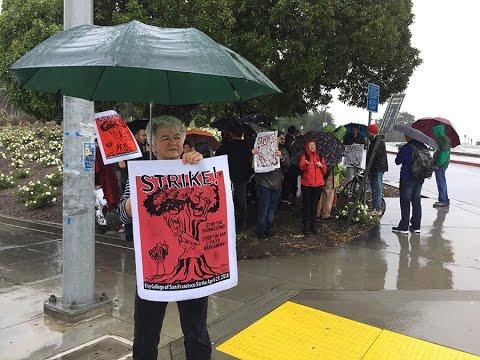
left=128, top=156, right=237, bottom=301
left=344, top=144, right=364, bottom=167
left=253, top=131, right=280, bottom=173
left=94, top=110, right=142, bottom=164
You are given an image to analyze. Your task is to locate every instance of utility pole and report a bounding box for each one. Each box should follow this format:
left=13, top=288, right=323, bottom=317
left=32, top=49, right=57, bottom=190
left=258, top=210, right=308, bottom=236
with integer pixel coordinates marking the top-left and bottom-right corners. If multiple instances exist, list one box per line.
left=44, top=0, right=111, bottom=322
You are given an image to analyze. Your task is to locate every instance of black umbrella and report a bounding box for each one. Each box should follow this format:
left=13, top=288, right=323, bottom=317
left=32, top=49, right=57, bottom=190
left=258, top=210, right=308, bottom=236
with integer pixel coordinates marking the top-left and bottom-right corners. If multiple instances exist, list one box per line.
left=292, top=131, right=344, bottom=167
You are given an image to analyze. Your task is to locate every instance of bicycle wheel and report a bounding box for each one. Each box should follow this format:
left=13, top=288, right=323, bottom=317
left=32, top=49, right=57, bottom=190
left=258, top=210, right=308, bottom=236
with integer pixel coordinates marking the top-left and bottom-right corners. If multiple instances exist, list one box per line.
left=337, top=178, right=362, bottom=209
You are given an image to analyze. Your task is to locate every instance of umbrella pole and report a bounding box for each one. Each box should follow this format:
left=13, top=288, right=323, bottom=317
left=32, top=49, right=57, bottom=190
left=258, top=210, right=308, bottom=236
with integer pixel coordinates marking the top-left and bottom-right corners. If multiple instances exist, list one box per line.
left=149, top=102, right=153, bottom=160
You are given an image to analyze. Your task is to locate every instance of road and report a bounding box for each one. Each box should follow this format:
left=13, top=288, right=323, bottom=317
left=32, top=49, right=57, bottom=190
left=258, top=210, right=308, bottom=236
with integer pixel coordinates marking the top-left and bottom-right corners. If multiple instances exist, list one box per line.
left=384, top=153, right=480, bottom=207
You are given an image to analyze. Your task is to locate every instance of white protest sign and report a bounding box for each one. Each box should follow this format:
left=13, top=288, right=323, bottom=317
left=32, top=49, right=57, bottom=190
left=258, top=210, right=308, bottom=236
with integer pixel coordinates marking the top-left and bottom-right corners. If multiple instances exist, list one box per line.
left=253, top=131, right=280, bottom=173
left=344, top=144, right=364, bottom=167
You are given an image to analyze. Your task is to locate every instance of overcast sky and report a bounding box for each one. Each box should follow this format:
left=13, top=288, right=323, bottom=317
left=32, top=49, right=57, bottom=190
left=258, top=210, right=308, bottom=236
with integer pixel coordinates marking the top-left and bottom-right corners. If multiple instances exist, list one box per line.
left=330, top=0, right=480, bottom=143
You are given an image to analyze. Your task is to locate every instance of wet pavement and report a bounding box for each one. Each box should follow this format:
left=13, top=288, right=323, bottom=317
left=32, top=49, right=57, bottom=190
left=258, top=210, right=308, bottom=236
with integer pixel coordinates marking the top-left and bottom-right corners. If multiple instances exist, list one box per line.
left=1, top=197, right=480, bottom=359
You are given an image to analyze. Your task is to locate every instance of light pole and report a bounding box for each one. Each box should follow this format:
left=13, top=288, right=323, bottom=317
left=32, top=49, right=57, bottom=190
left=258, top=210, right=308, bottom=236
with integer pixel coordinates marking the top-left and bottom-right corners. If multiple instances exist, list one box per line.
left=44, top=0, right=111, bottom=322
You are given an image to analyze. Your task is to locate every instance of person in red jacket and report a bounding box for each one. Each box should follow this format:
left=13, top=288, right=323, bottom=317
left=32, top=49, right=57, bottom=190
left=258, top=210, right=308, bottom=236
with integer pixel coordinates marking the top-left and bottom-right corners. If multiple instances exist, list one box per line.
left=299, top=140, right=327, bottom=234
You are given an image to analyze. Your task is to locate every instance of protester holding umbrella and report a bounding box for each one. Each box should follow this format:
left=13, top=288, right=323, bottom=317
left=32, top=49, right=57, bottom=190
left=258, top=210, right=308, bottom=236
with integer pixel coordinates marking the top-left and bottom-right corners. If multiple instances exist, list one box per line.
left=366, top=124, right=388, bottom=215
left=432, top=124, right=451, bottom=207
left=299, top=139, right=327, bottom=234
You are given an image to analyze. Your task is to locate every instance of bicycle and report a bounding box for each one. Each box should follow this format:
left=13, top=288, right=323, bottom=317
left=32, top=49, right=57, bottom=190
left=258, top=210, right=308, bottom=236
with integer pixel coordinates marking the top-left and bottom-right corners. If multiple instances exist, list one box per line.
left=336, top=165, right=386, bottom=216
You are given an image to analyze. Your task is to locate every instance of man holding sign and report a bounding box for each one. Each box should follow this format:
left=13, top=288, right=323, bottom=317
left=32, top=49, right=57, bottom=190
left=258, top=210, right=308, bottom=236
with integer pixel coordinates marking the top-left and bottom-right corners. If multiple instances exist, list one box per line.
left=119, top=116, right=237, bottom=360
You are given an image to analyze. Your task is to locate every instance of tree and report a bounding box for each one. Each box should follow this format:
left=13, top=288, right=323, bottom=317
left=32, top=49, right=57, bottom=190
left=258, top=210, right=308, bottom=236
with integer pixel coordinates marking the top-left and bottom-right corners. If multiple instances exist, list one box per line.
left=0, top=0, right=62, bottom=121
left=0, top=0, right=421, bottom=122
left=276, top=110, right=335, bottom=133
left=384, top=111, right=415, bottom=142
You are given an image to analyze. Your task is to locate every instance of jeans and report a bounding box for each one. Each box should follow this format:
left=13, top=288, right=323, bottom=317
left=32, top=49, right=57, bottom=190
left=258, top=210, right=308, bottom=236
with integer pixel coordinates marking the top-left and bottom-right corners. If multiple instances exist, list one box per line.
left=256, top=185, right=281, bottom=236
left=301, top=185, right=322, bottom=228
left=369, top=171, right=384, bottom=211
left=435, top=167, right=449, bottom=204
left=233, top=180, right=248, bottom=226
left=398, top=179, right=423, bottom=230
left=133, top=293, right=211, bottom=360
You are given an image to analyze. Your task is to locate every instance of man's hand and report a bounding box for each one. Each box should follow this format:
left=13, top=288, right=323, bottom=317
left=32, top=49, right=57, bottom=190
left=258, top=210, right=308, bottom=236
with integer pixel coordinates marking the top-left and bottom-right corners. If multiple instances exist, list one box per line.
left=252, top=148, right=259, bottom=155
left=182, top=150, right=203, bottom=164
left=126, top=198, right=132, bottom=217
left=274, top=150, right=281, bottom=157
left=118, top=160, right=126, bottom=169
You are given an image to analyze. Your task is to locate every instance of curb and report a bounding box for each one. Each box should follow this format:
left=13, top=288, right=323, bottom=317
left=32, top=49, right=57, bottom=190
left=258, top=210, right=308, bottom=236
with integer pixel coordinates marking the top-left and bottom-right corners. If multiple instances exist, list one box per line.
left=386, top=150, right=480, bottom=168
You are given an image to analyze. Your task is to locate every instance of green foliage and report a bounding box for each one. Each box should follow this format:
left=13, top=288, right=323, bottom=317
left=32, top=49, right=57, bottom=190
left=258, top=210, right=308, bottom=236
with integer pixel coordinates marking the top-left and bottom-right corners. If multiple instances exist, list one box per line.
left=337, top=201, right=378, bottom=224
left=276, top=110, right=335, bottom=133
left=11, top=168, right=30, bottom=179
left=16, top=180, right=58, bottom=209
left=0, top=173, right=15, bottom=189
left=45, top=168, right=63, bottom=187
left=0, top=0, right=420, bottom=121
left=0, top=0, right=63, bottom=121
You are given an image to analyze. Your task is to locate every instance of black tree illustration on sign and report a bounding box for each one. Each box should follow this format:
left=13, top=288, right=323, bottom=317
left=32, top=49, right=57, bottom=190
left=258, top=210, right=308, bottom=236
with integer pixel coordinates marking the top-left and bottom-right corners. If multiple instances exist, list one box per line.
left=144, top=184, right=222, bottom=283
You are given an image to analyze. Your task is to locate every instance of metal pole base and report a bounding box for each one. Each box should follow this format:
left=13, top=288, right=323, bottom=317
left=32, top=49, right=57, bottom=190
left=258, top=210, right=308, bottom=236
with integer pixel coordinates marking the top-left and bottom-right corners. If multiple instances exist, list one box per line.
left=44, top=293, right=112, bottom=323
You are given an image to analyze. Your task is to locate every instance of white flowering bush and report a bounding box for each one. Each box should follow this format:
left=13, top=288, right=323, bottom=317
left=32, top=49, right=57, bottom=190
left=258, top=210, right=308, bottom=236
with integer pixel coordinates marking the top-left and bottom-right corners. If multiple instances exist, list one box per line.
left=337, top=201, right=378, bottom=224
left=0, top=173, right=15, bottom=189
left=10, top=158, right=25, bottom=168
left=16, top=180, right=58, bottom=209
left=45, top=169, right=63, bottom=187
left=11, top=168, right=30, bottom=179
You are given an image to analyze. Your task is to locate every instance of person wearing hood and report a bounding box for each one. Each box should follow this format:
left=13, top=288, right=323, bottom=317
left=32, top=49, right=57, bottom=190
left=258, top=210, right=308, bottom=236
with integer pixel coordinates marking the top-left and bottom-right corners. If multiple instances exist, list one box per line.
left=299, top=140, right=327, bottom=234
left=432, top=124, right=450, bottom=207
left=366, top=123, right=388, bottom=215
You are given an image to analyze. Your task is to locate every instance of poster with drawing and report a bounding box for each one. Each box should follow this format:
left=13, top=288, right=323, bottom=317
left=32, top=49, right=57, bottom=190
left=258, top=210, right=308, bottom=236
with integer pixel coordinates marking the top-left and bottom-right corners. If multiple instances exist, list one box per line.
left=94, top=110, right=142, bottom=164
left=128, top=156, right=238, bottom=301
left=253, top=131, right=280, bottom=173
left=344, top=144, right=364, bottom=167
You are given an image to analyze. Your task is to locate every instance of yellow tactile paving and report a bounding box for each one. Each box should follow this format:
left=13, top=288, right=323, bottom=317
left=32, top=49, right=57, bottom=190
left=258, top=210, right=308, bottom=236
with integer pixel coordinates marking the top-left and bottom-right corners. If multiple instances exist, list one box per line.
left=217, top=302, right=480, bottom=360
left=216, top=301, right=382, bottom=360
left=363, top=330, right=480, bottom=360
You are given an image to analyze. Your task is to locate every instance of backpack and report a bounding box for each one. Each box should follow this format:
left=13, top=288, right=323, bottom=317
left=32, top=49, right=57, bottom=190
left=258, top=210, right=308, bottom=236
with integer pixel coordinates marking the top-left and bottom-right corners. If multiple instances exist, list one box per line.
left=409, top=144, right=434, bottom=179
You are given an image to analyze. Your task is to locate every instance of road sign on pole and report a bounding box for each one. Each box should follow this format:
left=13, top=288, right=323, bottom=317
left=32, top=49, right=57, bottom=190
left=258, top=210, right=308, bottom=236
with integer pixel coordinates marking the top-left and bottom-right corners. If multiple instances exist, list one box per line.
left=379, top=93, right=406, bottom=134
left=367, top=83, right=380, bottom=113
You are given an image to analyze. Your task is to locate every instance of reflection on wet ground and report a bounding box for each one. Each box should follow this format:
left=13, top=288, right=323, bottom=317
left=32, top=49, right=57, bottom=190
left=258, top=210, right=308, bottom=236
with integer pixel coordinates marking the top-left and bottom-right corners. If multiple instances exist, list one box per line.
left=0, top=198, right=479, bottom=358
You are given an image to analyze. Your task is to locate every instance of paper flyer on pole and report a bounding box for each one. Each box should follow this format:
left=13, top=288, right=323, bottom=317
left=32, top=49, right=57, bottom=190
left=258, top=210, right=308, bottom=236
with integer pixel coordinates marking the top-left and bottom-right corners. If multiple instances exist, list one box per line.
left=344, top=144, right=364, bottom=167
left=253, top=131, right=280, bottom=173
left=94, top=110, right=142, bottom=164
left=128, top=156, right=238, bottom=301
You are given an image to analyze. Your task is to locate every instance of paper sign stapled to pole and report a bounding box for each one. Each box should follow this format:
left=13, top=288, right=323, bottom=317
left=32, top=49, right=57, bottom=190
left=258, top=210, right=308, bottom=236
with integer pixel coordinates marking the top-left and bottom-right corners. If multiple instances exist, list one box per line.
left=128, top=156, right=238, bottom=302
left=94, top=110, right=142, bottom=164
left=253, top=131, right=280, bottom=173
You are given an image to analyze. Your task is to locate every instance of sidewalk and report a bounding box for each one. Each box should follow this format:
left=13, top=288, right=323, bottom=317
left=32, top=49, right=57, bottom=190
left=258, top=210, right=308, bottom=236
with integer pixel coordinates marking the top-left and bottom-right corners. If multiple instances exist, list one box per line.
left=1, top=198, right=480, bottom=359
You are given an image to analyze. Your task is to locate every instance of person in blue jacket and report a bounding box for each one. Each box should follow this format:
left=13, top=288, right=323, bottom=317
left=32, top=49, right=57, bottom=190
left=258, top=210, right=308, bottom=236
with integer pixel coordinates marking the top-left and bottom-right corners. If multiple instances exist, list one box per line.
left=393, top=136, right=428, bottom=234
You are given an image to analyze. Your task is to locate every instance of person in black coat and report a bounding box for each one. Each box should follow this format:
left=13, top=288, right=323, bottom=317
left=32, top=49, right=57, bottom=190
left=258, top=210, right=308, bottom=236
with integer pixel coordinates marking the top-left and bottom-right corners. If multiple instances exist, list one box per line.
left=366, top=123, right=388, bottom=214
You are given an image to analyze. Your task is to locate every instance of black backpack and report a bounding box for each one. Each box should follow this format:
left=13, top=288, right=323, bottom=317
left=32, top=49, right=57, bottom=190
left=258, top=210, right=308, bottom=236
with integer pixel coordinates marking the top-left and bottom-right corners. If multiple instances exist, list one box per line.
left=409, top=144, right=434, bottom=179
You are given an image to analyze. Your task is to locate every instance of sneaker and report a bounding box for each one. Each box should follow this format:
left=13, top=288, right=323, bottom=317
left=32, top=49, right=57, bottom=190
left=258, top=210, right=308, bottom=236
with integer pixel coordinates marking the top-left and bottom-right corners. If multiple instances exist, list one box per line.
left=392, top=227, right=409, bottom=234
left=433, top=202, right=449, bottom=208
left=409, top=227, right=420, bottom=234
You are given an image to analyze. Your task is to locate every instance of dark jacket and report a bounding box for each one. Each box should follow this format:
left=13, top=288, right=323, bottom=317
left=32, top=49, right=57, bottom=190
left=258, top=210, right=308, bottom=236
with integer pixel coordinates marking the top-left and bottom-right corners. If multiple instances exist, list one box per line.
left=395, top=140, right=427, bottom=181
left=215, top=138, right=252, bottom=182
left=367, top=135, right=388, bottom=173
left=256, top=147, right=290, bottom=190
left=299, top=143, right=327, bottom=187
left=343, top=133, right=366, bottom=146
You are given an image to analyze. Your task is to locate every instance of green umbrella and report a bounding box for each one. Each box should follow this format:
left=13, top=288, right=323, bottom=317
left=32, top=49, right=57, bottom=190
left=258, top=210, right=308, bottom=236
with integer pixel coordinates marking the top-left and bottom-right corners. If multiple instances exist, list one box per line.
left=10, top=20, right=280, bottom=104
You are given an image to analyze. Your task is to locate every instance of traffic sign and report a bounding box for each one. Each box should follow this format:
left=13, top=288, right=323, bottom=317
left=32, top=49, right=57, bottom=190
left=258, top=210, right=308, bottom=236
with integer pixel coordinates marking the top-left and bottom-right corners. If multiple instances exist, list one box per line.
left=367, top=83, right=380, bottom=113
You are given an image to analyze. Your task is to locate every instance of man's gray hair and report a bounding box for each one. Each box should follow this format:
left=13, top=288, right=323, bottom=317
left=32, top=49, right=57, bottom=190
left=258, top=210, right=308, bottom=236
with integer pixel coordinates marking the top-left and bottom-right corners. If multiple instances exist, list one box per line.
left=146, top=115, right=186, bottom=153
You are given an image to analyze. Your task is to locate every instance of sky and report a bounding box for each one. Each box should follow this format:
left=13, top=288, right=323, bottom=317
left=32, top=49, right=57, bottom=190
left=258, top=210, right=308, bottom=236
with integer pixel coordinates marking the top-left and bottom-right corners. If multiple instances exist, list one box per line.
left=329, top=0, right=480, bottom=143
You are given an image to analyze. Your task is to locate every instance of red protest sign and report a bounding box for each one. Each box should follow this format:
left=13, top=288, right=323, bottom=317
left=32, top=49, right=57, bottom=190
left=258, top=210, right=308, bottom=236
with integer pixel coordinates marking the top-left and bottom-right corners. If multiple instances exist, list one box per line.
left=94, top=110, right=142, bottom=164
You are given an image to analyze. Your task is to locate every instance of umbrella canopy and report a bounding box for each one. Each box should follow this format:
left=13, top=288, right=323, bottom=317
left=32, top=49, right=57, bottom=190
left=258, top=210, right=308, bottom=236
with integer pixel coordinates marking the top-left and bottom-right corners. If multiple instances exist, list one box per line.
left=393, top=124, right=439, bottom=150
left=412, top=117, right=460, bottom=148
left=345, top=123, right=368, bottom=138
left=291, top=131, right=344, bottom=167
left=11, top=20, right=280, bottom=104
left=239, top=113, right=274, bottom=127
left=186, top=129, right=220, bottom=150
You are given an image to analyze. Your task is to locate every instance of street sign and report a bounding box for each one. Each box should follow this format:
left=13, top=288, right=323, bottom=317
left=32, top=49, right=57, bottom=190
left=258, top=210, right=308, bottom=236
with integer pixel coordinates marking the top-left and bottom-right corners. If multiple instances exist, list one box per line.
left=380, top=93, right=405, bottom=133
left=367, top=83, right=380, bottom=113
